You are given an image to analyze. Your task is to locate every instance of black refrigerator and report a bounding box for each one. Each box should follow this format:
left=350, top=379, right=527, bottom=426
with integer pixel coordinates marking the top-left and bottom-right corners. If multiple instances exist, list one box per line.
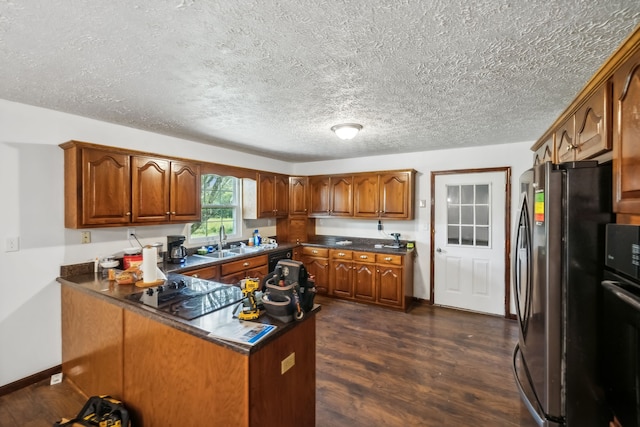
left=512, top=161, right=612, bottom=426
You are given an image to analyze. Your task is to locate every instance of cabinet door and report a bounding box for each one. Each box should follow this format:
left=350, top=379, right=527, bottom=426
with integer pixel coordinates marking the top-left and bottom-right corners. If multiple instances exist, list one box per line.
left=289, top=176, right=308, bottom=216
left=376, top=265, right=403, bottom=307
left=257, top=173, right=277, bottom=217
left=379, top=172, right=412, bottom=219
left=556, top=117, right=577, bottom=163
left=331, top=260, right=354, bottom=298
left=330, top=175, right=353, bottom=216
left=181, top=265, right=220, bottom=281
left=288, top=217, right=310, bottom=244
left=613, top=50, right=640, bottom=214
left=274, top=174, right=289, bottom=217
left=575, top=82, right=611, bottom=160
left=303, top=256, right=330, bottom=294
left=170, top=161, right=201, bottom=222
left=353, top=175, right=379, bottom=217
left=131, top=156, right=170, bottom=223
left=308, top=176, right=331, bottom=216
left=353, top=263, right=375, bottom=301
left=81, top=148, right=131, bottom=225
left=533, top=136, right=555, bottom=165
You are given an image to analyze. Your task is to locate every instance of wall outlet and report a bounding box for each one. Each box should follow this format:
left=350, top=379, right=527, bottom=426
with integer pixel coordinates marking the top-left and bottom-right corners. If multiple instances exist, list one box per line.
left=5, top=237, right=19, bottom=252
left=81, top=231, right=91, bottom=244
left=127, top=228, right=136, bottom=239
left=50, top=372, right=63, bottom=385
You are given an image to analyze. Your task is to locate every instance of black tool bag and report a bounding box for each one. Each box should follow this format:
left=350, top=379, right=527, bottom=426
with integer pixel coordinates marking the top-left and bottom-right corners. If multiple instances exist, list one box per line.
left=262, top=259, right=316, bottom=321
left=53, top=395, right=130, bottom=427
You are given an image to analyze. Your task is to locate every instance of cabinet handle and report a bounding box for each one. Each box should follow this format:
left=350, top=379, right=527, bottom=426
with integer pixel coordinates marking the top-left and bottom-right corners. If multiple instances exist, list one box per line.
left=385, top=257, right=392, bottom=261
left=125, top=212, right=131, bottom=216
left=312, top=250, right=318, bottom=254
left=166, top=212, right=171, bottom=215
left=171, top=211, right=176, bottom=215
left=243, top=262, right=250, bottom=267
left=192, top=274, right=199, bottom=278
left=360, top=255, right=368, bottom=259
left=338, top=252, right=345, bottom=257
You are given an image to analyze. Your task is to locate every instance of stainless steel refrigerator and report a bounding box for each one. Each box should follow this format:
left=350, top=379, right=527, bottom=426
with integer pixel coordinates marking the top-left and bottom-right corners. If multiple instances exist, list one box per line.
left=512, top=161, right=612, bottom=426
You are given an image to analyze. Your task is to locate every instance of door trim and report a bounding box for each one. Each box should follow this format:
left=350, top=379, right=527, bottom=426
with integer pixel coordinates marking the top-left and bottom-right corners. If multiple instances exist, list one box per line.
left=430, top=167, right=513, bottom=318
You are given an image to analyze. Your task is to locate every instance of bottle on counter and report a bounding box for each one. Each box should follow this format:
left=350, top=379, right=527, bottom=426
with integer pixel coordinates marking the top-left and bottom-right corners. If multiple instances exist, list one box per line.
left=253, top=229, right=262, bottom=246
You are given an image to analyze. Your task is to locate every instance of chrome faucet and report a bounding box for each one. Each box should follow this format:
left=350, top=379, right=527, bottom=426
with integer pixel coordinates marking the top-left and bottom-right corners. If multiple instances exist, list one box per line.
left=219, top=224, right=227, bottom=250
left=390, top=233, right=401, bottom=248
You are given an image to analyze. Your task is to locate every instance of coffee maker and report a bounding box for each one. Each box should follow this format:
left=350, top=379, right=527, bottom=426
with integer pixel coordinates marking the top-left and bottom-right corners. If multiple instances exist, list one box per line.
left=167, top=235, right=187, bottom=263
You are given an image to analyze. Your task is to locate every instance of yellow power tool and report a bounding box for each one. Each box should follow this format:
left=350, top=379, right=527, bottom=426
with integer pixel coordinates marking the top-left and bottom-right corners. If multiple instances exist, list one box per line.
left=238, top=278, right=261, bottom=321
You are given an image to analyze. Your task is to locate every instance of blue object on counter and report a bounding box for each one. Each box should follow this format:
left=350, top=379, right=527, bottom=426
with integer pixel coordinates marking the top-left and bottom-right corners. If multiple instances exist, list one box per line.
left=207, top=245, right=214, bottom=253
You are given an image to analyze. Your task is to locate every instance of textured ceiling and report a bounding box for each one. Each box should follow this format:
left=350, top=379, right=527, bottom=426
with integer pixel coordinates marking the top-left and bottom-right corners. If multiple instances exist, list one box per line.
left=1, top=1, right=640, bottom=162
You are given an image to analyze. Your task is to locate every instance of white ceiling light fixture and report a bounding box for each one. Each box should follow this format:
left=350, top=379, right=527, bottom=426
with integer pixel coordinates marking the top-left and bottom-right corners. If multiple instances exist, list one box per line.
left=331, top=123, right=363, bottom=140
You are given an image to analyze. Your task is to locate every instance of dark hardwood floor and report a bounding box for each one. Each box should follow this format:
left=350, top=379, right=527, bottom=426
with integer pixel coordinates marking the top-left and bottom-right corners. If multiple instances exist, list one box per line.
left=0, top=295, right=536, bottom=426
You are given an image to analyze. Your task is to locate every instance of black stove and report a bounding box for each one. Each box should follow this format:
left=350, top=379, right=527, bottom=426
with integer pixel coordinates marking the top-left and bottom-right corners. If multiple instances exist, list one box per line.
left=126, top=274, right=243, bottom=320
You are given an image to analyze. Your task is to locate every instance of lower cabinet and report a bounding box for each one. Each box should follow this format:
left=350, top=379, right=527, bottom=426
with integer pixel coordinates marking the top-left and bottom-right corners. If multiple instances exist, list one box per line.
left=301, top=247, right=330, bottom=294
left=219, top=254, right=269, bottom=285
left=181, top=265, right=220, bottom=281
left=309, top=247, right=413, bottom=311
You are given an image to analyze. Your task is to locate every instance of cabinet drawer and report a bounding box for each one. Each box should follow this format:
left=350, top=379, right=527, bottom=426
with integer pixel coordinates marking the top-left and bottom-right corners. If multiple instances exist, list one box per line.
left=353, top=251, right=376, bottom=263
left=375, top=254, right=403, bottom=266
left=181, top=265, right=219, bottom=281
left=221, top=254, right=268, bottom=276
left=330, top=249, right=353, bottom=260
left=302, top=247, right=329, bottom=257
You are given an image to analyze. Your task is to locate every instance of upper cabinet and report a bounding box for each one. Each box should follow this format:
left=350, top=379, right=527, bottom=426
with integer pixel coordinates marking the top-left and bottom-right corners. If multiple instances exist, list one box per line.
left=555, top=117, right=576, bottom=164
left=613, top=47, right=640, bottom=215
left=308, top=175, right=353, bottom=217
left=574, top=82, right=612, bottom=160
left=243, top=173, right=289, bottom=219
left=62, top=141, right=201, bottom=228
left=354, top=171, right=415, bottom=219
left=533, top=134, right=555, bottom=166
left=289, top=176, right=308, bottom=216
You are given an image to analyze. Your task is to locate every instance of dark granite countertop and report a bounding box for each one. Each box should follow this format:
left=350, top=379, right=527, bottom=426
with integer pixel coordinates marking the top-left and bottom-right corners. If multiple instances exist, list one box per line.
left=302, top=235, right=414, bottom=256
left=57, top=270, right=319, bottom=356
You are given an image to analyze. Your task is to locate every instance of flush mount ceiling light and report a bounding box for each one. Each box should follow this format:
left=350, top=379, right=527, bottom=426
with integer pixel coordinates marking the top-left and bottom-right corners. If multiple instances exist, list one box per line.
left=331, top=123, right=363, bottom=140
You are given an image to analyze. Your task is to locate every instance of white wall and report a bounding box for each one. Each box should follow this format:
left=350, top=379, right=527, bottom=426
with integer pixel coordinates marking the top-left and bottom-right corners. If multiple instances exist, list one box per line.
left=0, top=98, right=533, bottom=387
left=292, top=142, right=533, bottom=304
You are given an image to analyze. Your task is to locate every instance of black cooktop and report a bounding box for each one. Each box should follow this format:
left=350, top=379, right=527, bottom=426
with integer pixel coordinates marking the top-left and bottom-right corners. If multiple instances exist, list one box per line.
left=126, top=274, right=243, bottom=320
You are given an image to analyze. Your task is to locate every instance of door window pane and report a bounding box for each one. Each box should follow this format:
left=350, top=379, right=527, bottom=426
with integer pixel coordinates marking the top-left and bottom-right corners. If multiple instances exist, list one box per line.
left=445, top=183, right=492, bottom=247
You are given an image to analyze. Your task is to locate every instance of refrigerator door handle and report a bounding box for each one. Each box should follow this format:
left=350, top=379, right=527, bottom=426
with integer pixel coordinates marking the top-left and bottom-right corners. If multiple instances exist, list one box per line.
left=512, top=344, right=545, bottom=426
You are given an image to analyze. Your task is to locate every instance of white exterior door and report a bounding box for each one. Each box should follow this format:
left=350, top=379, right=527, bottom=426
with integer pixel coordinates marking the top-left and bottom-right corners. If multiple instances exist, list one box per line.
left=433, top=171, right=507, bottom=315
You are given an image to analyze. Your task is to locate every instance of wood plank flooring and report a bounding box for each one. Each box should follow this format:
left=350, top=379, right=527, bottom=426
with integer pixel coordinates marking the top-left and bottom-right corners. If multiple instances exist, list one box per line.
left=0, top=296, right=536, bottom=426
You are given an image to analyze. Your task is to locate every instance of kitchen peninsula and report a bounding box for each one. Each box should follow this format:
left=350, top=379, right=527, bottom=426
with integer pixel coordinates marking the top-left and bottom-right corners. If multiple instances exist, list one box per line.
left=57, top=264, right=317, bottom=427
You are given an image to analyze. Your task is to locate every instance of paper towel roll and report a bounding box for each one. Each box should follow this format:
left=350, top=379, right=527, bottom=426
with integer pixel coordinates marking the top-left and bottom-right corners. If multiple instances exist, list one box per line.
left=142, top=246, right=157, bottom=283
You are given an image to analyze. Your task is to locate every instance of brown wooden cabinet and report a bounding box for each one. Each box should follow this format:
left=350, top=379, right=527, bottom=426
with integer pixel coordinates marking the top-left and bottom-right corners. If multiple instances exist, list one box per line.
left=289, top=176, right=308, bottom=216
left=306, top=246, right=413, bottom=311
left=613, top=47, right=640, bottom=215
left=533, top=134, right=555, bottom=165
left=330, top=250, right=354, bottom=298
left=308, top=175, right=353, bottom=217
left=257, top=173, right=289, bottom=217
left=131, top=156, right=201, bottom=223
left=181, top=265, right=220, bottom=281
left=61, top=141, right=201, bottom=228
left=353, top=252, right=376, bottom=302
left=353, top=171, right=415, bottom=219
left=556, top=117, right=577, bottom=163
left=219, top=254, right=269, bottom=285
left=574, top=81, right=612, bottom=160
left=302, top=247, right=330, bottom=294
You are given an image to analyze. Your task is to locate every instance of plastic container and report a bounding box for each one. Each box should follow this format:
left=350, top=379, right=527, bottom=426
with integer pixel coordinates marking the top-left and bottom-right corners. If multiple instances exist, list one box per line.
left=253, top=229, right=262, bottom=246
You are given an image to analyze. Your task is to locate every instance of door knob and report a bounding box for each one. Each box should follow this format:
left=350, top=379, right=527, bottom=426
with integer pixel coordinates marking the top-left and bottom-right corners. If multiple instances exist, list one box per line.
left=436, top=248, right=443, bottom=253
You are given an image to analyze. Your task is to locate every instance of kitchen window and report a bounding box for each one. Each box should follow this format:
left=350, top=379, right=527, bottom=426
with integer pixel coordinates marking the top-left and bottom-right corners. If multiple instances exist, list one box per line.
left=190, top=174, right=239, bottom=243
